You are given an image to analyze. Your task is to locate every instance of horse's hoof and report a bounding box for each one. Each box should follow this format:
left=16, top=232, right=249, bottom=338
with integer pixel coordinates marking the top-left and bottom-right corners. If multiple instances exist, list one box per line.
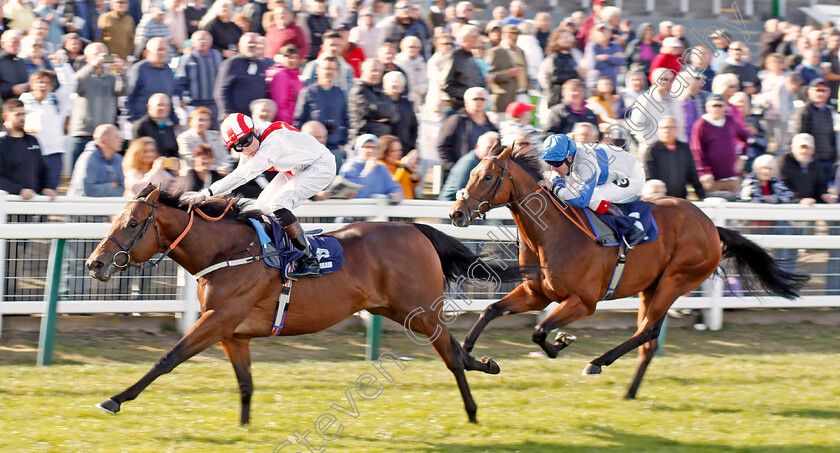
left=555, top=332, right=577, bottom=346
left=96, top=398, right=120, bottom=414
left=531, top=330, right=547, bottom=344
left=468, top=414, right=478, bottom=424
left=582, top=363, right=602, bottom=375
left=481, top=357, right=501, bottom=375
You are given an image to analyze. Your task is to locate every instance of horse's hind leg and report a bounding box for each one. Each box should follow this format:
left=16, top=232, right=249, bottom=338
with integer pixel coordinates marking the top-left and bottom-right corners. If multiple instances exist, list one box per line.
left=97, top=309, right=234, bottom=415
left=462, top=282, right=550, bottom=353
left=397, top=307, right=479, bottom=423
left=220, top=336, right=253, bottom=425
left=532, top=293, right=592, bottom=358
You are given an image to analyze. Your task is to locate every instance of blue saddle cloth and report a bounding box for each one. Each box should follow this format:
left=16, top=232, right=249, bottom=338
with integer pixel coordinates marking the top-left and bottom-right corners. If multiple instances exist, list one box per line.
left=247, top=217, right=344, bottom=276
left=584, top=200, right=658, bottom=247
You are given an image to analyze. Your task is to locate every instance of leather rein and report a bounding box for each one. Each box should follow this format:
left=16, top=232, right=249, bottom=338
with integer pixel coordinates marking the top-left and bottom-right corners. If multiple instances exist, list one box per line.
left=456, top=156, right=598, bottom=241
left=103, top=198, right=236, bottom=273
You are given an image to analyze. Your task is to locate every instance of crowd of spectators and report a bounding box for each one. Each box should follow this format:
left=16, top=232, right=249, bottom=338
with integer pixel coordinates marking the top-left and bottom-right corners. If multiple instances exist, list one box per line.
left=1, top=0, right=840, bottom=214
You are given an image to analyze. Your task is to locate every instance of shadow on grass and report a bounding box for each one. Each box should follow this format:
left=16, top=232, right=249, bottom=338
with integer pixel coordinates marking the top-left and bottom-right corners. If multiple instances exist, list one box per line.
left=774, top=409, right=840, bottom=420
left=426, top=425, right=840, bottom=452
left=4, top=323, right=840, bottom=366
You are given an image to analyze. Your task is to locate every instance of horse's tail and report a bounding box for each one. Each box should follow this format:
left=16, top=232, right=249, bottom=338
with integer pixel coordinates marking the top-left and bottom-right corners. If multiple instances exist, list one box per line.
left=717, top=227, right=809, bottom=299
left=411, top=223, right=536, bottom=284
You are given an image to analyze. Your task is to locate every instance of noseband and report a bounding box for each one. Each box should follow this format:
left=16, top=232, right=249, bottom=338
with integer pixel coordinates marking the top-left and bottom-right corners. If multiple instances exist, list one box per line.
left=455, top=157, right=531, bottom=221
left=103, top=199, right=165, bottom=271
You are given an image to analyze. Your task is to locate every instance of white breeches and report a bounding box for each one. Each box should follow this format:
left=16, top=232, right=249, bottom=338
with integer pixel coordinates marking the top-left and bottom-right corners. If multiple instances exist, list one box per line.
left=587, top=164, right=646, bottom=211
left=253, top=162, right=335, bottom=214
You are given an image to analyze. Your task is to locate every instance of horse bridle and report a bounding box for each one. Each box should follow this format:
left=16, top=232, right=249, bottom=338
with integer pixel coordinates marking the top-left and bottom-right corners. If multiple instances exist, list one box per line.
left=103, top=199, right=165, bottom=271
left=455, top=157, right=533, bottom=221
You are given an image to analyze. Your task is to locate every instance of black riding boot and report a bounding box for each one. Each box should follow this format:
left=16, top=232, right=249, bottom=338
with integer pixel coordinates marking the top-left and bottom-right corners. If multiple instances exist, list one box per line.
left=274, top=208, right=321, bottom=279
left=603, top=203, right=645, bottom=249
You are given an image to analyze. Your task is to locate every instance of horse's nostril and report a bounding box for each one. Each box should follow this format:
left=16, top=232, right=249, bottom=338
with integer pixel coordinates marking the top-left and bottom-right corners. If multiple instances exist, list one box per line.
left=89, top=260, right=103, bottom=271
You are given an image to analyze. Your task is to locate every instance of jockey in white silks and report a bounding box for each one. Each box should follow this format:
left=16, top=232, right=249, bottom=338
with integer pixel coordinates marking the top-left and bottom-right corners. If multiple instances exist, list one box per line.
left=185, top=113, right=336, bottom=278
left=540, top=133, right=647, bottom=248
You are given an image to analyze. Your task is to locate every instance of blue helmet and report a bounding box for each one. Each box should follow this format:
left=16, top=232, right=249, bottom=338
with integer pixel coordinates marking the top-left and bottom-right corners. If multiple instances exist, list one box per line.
left=541, top=134, right=577, bottom=163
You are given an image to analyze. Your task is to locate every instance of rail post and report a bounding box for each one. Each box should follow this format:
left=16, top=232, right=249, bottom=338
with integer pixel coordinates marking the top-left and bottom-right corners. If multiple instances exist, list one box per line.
left=37, top=238, right=65, bottom=366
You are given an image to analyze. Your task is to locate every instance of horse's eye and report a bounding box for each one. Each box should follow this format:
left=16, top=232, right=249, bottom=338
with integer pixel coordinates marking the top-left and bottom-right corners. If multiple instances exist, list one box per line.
left=128, top=221, right=138, bottom=228
left=483, top=174, right=493, bottom=181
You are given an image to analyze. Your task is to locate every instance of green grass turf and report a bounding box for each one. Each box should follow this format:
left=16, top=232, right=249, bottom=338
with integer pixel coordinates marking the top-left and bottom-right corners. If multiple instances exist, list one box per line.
left=1, top=323, right=840, bottom=452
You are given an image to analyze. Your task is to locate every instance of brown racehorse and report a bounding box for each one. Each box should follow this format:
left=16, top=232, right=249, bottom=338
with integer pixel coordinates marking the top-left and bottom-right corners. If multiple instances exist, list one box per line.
left=449, top=145, right=808, bottom=399
left=86, top=185, right=525, bottom=424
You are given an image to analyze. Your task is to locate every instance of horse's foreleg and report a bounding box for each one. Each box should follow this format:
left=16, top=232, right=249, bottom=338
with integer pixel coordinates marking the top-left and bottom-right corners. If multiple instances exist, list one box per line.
left=532, top=293, right=591, bottom=358
left=220, top=336, right=253, bottom=425
left=462, top=282, right=550, bottom=353
left=97, top=310, right=234, bottom=415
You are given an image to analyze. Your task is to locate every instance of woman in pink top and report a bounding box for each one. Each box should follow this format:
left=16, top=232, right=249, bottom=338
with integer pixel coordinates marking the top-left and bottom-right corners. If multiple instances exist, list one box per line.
left=266, top=44, right=303, bottom=123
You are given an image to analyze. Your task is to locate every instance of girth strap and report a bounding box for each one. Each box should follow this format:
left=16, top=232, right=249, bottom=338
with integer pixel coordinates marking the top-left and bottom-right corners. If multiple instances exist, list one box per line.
left=602, top=242, right=628, bottom=300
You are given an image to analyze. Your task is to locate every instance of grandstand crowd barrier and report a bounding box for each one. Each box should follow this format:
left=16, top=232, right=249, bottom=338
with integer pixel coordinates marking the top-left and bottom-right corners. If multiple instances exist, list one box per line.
left=2, top=191, right=840, bottom=338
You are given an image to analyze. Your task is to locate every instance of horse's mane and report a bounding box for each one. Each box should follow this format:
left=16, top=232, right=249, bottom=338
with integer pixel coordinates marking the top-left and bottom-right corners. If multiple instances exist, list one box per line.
left=488, top=146, right=544, bottom=183
left=135, top=185, right=263, bottom=222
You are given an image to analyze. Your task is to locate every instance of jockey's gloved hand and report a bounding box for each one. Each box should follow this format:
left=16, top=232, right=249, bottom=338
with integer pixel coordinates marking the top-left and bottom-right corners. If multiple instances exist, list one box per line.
left=183, top=189, right=211, bottom=205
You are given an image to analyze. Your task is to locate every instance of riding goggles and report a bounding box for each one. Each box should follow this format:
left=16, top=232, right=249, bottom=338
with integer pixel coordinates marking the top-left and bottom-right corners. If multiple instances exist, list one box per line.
left=232, top=132, right=256, bottom=152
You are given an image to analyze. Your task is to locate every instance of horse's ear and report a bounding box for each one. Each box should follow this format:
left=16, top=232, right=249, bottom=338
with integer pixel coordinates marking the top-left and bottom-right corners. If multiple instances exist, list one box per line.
left=145, top=186, right=161, bottom=203
left=498, top=141, right=515, bottom=160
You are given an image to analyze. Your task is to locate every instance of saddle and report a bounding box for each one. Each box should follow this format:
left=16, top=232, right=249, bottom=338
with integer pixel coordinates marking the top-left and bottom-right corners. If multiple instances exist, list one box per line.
left=247, top=217, right=345, bottom=279
left=584, top=199, right=659, bottom=247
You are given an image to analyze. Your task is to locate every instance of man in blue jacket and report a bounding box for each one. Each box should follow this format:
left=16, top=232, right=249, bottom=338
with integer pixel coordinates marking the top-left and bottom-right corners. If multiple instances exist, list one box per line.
left=214, top=32, right=269, bottom=124
left=67, top=124, right=125, bottom=197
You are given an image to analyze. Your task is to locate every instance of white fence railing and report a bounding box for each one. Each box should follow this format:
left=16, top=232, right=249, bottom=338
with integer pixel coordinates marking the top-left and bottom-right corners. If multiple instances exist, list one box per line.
left=2, top=191, right=840, bottom=334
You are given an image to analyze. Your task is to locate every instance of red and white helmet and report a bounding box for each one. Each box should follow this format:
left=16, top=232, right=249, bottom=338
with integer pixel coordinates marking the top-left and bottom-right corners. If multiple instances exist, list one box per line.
left=221, top=113, right=256, bottom=149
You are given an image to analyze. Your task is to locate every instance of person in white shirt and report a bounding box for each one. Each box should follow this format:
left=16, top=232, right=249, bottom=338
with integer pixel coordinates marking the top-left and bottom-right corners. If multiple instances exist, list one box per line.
left=185, top=113, right=337, bottom=278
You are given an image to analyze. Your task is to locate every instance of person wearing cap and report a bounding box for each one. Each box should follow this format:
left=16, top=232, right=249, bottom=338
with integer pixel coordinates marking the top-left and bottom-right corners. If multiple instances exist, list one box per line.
left=790, top=77, right=838, bottom=181
left=709, top=29, right=732, bottom=74
left=575, top=0, right=608, bottom=52
left=184, top=112, right=337, bottom=279
left=134, top=2, right=173, bottom=60
left=583, top=22, right=626, bottom=91
left=349, top=8, right=381, bottom=61
left=263, top=4, right=309, bottom=60
left=441, top=24, right=484, bottom=111
left=380, top=1, right=431, bottom=59
left=719, top=41, right=761, bottom=94
left=541, top=132, right=648, bottom=249
left=648, top=36, right=683, bottom=83
left=437, top=86, right=497, bottom=178
left=486, top=24, right=529, bottom=120
left=689, top=93, right=750, bottom=195
left=780, top=133, right=830, bottom=205
left=499, top=101, right=540, bottom=147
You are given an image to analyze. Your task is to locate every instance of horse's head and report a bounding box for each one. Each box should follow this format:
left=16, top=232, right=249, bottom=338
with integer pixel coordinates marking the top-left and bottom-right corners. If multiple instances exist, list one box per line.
left=86, top=186, right=165, bottom=281
left=449, top=141, right=520, bottom=227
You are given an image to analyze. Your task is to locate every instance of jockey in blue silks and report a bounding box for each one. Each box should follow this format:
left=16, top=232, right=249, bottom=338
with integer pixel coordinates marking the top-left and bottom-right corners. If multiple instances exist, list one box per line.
left=541, top=134, right=647, bottom=248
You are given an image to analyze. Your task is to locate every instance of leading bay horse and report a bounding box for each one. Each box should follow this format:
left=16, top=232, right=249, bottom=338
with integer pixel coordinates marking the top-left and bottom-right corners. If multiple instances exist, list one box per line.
left=449, top=144, right=808, bottom=398
left=86, top=185, right=526, bottom=424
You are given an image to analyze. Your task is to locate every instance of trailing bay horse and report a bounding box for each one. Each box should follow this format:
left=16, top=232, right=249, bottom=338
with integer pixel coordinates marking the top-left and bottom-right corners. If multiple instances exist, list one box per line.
left=86, top=185, right=525, bottom=424
left=449, top=144, right=808, bottom=398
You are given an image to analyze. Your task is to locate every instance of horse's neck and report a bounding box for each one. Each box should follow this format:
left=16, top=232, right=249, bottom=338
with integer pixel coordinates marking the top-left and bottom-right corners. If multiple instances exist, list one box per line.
left=509, top=189, right=582, bottom=253
left=160, top=207, right=255, bottom=275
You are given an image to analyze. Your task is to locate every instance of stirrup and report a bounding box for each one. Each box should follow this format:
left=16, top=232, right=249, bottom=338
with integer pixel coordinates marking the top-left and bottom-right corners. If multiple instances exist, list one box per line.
left=287, top=254, right=321, bottom=280
left=623, top=228, right=646, bottom=250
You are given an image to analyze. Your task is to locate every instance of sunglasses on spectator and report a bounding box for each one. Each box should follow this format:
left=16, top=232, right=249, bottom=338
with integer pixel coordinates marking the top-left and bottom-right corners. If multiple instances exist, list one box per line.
left=232, top=133, right=256, bottom=152
left=709, top=104, right=725, bottom=108
left=469, top=97, right=486, bottom=101
left=814, top=88, right=829, bottom=92
left=729, top=47, right=742, bottom=51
